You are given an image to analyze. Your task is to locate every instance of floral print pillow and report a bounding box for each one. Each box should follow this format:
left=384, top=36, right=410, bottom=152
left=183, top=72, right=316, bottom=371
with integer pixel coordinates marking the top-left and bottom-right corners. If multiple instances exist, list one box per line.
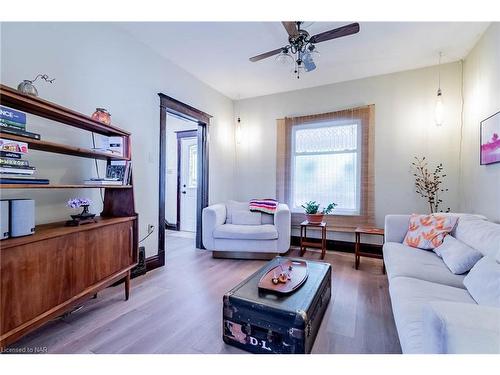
left=403, top=214, right=458, bottom=250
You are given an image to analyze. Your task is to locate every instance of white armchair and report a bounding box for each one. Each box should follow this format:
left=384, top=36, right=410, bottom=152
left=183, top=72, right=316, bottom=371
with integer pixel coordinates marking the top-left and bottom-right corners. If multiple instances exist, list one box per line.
left=202, top=200, right=291, bottom=259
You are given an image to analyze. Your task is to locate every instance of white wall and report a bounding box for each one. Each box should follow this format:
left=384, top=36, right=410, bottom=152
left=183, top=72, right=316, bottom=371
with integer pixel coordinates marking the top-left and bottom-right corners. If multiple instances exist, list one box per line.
left=235, top=63, right=464, bottom=234
left=0, top=22, right=236, bottom=257
left=165, top=115, right=197, bottom=225
left=461, top=23, right=500, bottom=222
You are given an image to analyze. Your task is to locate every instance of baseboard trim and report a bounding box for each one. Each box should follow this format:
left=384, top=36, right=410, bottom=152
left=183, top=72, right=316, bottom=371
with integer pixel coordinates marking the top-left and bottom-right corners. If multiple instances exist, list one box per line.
left=212, top=251, right=280, bottom=260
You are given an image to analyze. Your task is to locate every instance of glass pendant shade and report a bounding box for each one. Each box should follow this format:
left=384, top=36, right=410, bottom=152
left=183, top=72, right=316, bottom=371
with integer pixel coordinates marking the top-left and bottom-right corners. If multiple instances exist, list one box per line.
left=435, top=89, right=444, bottom=126
left=275, top=51, right=294, bottom=66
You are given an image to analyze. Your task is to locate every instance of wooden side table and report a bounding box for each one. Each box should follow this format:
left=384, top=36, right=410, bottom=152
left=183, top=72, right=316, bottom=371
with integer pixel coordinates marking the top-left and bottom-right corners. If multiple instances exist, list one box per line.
left=300, top=221, right=327, bottom=260
left=354, top=227, right=385, bottom=273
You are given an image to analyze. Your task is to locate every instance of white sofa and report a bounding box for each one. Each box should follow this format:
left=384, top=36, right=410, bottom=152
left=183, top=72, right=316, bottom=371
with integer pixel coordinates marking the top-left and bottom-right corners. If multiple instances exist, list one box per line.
left=384, top=214, right=500, bottom=354
left=202, top=200, right=291, bottom=258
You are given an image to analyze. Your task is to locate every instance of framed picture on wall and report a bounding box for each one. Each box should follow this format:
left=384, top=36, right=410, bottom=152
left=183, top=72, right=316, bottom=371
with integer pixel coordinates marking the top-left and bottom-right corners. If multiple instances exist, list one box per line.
left=480, top=111, right=500, bottom=165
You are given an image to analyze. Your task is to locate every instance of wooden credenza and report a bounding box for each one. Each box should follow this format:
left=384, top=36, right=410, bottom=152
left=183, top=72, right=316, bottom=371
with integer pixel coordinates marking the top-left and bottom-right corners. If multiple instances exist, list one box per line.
left=0, top=216, right=138, bottom=347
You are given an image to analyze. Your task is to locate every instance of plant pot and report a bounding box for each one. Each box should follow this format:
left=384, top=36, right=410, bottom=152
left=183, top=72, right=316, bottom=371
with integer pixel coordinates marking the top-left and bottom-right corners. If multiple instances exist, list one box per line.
left=305, top=213, right=324, bottom=225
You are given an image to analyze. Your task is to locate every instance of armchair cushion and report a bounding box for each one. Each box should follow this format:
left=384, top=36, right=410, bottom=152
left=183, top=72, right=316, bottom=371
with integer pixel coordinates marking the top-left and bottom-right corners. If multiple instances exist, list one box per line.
left=213, top=224, right=278, bottom=240
left=232, top=210, right=261, bottom=225
left=225, top=200, right=250, bottom=224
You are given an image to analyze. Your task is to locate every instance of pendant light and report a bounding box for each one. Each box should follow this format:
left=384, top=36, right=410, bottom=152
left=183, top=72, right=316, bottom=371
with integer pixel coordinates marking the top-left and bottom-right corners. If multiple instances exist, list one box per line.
left=435, top=52, right=444, bottom=126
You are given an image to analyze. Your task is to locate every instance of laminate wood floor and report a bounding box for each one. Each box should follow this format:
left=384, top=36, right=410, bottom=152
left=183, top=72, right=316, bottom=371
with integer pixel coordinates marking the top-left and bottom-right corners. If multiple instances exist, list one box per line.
left=10, top=233, right=401, bottom=354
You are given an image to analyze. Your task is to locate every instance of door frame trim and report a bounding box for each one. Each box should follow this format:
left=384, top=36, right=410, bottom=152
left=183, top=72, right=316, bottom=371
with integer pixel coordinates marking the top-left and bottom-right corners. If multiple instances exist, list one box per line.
left=153, top=93, right=211, bottom=270
left=176, top=130, right=198, bottom=232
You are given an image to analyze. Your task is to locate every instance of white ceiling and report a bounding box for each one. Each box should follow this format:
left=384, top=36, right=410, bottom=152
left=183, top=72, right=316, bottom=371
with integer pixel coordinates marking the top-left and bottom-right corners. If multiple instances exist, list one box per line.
left=116, top=22, right=489, bottom=99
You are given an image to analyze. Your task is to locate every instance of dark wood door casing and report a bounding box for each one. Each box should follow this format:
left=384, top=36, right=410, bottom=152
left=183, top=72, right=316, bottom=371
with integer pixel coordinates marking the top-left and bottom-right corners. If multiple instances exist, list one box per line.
left=153, top=93, right=211, bottom=271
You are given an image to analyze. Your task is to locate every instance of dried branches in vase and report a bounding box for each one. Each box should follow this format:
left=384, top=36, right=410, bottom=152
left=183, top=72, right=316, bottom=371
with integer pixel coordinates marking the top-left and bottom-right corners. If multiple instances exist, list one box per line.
left=411, top=156, right=450, bottom=213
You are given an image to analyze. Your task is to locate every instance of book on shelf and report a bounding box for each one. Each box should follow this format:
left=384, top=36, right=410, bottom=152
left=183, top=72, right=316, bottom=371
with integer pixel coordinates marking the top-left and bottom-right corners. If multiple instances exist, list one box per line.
left=0, top=138, right=28, bottom=154
left=0, top=165, right=35, bottom=175
left=0, top=105, right=26, bottom=126
left=0, top=177, right=49, bottom=185
left=0, top=118, right=26, bottom=130
left=84, top=178, right=124, bottom=186
left=0, top=157, right=29, bottom=167
left=108, top=160, right=132, bottom=185
left=0, top=151, right=21, bottom=159
left=0, top=126, right=41, bottom=140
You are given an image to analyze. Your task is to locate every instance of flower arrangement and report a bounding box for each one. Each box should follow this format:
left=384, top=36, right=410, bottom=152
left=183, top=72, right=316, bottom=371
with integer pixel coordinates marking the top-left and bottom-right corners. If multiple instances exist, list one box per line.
left=66, top=198, right=95, bottom=226
left=67, top=198, right=92, bottom=209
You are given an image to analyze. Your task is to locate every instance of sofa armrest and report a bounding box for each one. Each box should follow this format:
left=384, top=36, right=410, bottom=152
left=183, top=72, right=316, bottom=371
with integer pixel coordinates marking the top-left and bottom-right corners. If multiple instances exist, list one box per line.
left=202, top=204, right=227, bottom=250
left=384, top=215, right=410, bottom=243
left=422, top=301, right=500, bottom=354
left=274, top=204, right=291, bottom=253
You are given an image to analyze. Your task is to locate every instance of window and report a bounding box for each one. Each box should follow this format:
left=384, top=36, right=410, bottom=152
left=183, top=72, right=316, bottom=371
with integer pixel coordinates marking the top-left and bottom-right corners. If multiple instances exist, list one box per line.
left=291, top=120, right=361, bottom=215
left=276, top=105, right=374, bottom=227
left=188, top=144, right=197, bottom=188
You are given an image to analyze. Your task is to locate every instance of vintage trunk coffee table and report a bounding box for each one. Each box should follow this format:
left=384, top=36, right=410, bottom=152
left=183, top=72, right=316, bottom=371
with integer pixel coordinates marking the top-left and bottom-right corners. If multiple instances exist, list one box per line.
left=223, top=257, right=331, bottom=354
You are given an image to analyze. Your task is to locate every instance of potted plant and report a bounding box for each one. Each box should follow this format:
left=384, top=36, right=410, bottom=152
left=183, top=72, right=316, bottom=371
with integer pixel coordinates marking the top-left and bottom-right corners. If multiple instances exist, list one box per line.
left=301, top=201, right=337, bottom=224
left=67, top=198, right=96, bottom=226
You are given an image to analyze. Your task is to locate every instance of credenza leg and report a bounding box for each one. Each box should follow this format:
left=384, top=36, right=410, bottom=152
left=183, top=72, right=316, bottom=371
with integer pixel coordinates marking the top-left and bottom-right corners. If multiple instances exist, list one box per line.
left=125, top=271, right=131, bottom=301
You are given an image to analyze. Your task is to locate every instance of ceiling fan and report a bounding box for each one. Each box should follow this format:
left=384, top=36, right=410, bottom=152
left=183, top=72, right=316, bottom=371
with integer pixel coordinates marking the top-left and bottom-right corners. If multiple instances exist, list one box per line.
left=249, top=21, right=360, bottom=78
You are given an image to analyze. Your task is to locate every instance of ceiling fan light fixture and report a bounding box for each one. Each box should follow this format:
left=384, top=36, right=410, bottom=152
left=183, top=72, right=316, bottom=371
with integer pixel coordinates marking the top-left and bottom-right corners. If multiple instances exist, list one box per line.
left=275, top=50, right=294, bottom=66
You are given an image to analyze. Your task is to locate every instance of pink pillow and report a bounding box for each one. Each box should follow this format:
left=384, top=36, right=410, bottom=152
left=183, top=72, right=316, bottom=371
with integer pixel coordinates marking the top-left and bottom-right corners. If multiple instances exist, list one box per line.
left=403, top=214, right=458, bottom=250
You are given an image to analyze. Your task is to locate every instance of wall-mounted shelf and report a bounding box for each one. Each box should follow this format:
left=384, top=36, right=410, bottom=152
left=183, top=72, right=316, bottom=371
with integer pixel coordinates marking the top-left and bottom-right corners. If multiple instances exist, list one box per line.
left=0, top=132, right=129, bottom=161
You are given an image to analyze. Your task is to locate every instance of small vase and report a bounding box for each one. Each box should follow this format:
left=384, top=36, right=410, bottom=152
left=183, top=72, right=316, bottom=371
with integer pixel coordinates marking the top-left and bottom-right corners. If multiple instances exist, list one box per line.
left=91, top=108, right=111, bottom=125
left=17, top=80, right=39, bottom=96
left=305, top=213, right=324, bottom=225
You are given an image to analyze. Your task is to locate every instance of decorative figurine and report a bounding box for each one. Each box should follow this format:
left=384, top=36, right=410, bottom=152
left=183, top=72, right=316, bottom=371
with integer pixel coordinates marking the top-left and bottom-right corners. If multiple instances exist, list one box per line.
left=17, top=74, right=55, bottom=97
left=91, top=108, right=112, bottom=125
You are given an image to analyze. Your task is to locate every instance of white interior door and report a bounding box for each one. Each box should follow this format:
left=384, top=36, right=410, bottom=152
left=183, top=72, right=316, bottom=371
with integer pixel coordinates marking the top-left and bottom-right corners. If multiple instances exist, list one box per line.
left=180, top=137, right=198, bottom=232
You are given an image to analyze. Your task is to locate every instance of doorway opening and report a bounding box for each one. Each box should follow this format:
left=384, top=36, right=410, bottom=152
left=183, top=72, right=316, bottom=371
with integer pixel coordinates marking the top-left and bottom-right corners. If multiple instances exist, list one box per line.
left=149, top=93, right=211, bottom=271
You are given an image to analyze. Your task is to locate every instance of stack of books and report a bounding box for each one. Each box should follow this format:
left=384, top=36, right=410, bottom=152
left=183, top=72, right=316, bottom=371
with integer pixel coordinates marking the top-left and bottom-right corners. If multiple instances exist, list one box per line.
left=0, top=105, right=41, bottom=140
left=0, top=140, right=48, bottom=184
left=84, top=161, right=132, bottom=186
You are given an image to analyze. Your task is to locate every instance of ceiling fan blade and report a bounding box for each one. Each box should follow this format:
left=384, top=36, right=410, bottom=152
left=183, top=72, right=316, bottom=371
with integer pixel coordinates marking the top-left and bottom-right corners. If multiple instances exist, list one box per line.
left=282, top=21, right=299, bottom=37
left=249, top=47, right=284, bottom=62
left=309, top=23, right=360, bottom=44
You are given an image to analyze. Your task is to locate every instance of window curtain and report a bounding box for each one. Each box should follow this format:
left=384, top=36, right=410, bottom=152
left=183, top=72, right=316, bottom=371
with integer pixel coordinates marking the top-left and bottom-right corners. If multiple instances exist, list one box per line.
left=276, top=104, right=375, bottom=229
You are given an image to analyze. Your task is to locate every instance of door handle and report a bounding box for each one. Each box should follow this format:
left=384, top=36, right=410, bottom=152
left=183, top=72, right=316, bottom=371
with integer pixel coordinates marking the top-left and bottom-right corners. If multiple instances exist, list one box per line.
left=182, top=191, right=187, bottom=194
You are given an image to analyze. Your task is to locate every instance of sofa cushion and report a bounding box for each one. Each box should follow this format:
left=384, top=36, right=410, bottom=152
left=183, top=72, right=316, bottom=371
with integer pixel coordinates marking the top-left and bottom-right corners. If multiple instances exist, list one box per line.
left=463, top=257, right=500, bottom=308
left=403, top=214, right=458, bottom=250
left=422, top=301, right=500, bottom=354
left=213, top=224, right=278, bottom=240
left=225, top=201, right=250, bottom=224
left=383, top=242, right=466, bottom=289
left=389, top=277, right=476, bottom=354
left=454, top=216, right=500, bottom=258
left=232, top=210, right=262, bottom=225
left=435, top=235, right=483, bottom=274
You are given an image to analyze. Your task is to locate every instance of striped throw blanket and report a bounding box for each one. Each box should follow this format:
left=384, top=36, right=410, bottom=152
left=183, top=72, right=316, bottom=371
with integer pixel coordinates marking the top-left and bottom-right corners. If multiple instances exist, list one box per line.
left=249, top=199, right=278, bottom=215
